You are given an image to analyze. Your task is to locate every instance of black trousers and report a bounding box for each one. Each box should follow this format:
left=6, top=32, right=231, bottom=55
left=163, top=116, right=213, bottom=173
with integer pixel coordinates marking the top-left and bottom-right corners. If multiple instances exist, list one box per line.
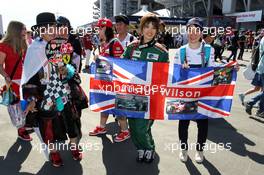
left=227, top=49, right=238, bottom=62
left=178, top=119, right=208, bottom=151
left=214, top=46, right=222, bottom=61
left=238, top=47, right=245, bottom=60
left=62, top=102, right=82, bottom=139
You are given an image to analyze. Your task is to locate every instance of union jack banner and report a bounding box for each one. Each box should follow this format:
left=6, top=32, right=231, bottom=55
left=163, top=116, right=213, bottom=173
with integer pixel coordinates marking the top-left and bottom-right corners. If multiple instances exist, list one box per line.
left=89, top=56, right=237, bottom=120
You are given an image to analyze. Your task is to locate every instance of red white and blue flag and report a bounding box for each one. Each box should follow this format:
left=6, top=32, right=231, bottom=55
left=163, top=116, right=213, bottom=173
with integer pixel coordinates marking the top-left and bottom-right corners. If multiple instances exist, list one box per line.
left=89, top=56, right=237, bottom=120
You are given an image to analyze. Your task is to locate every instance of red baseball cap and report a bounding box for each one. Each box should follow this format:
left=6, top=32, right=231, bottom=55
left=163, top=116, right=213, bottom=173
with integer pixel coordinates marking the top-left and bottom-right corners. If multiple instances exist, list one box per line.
left=96, top=18, right=113, bottom=28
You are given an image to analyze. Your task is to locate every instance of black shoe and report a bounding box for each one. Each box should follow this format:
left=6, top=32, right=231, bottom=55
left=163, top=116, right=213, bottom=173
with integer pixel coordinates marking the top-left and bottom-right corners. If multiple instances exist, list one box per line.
left=136, top=150, right=145, bottom=163
left=144, top=150, right=155, bottom=163
left=245, top=103, right=253, bottom=115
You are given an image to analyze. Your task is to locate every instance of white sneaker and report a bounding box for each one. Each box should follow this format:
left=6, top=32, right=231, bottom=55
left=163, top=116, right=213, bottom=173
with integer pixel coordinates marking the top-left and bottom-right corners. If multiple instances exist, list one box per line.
left=179, top=150, right=188, bottom=162
left=195, top=151, right=204, bottom=163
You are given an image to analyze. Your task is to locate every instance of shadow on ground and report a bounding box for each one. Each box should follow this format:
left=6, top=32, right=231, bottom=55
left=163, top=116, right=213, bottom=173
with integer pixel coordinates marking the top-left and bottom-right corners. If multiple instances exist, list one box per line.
left=100, top=121, right=160, bottom=175
left=0, top=138, right=83, bottom=175
left=0, top=138, right=33, bottom=175
left=208, top=118, right=264, bottom=164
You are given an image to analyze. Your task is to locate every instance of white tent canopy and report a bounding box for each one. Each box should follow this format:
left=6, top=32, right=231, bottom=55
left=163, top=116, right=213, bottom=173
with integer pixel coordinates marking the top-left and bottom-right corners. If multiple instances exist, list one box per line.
left=132, top=5, right=170, bottom=17
left=154, top=9, right=170, bottom=17
left=132, top=5, right=153, bottom=16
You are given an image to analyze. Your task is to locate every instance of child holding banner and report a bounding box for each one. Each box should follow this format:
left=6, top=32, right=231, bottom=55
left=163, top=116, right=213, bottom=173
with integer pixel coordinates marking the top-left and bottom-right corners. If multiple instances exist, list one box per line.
left=174, top=17, right=215, bottom=163
left=89, top=18, right=131, bottom=143
left=122, top=14, right=169, bottom=163
left=175, top=18, right=239, bottom=163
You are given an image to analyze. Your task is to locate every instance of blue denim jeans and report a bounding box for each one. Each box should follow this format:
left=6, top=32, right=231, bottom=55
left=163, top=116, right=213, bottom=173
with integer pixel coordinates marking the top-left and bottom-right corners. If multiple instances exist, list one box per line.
left=248, top=93, right=264, bottom=106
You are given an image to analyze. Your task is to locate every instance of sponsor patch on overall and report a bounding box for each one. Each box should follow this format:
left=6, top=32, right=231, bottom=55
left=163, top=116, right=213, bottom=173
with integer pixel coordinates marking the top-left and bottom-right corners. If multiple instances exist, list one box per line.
left=147, top=53, right=159, bottom=61
left=132, top=50, right=141, bottom=58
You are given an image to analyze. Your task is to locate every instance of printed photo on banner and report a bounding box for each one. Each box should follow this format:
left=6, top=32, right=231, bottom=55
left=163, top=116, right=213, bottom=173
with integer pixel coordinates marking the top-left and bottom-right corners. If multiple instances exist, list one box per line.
left=115, top=94, right=149, bottom=112
left=95, top=59, right=113, bottom=81
left=212, top=67, right=234, bottom=86
left=166, top=99, right=198, bottom=114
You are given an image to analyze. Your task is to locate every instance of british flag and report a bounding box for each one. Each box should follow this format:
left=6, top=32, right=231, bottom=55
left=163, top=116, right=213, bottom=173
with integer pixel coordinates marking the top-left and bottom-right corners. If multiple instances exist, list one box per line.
left=89, top=56, right=237, bottom=120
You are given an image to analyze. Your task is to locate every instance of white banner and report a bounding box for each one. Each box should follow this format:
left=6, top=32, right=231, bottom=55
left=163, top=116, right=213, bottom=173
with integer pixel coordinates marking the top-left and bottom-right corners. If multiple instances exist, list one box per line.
left=226, top=10, right=263, bottom=23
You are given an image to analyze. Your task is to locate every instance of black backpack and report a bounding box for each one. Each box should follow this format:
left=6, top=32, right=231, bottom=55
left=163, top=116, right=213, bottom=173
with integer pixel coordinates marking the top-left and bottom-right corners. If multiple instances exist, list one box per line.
left=251, top=45, right=264, bottom=71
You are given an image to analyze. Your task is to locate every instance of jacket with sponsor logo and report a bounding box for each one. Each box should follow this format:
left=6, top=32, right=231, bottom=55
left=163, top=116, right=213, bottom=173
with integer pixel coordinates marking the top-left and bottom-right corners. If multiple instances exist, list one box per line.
left=122, top=39, right=169, bottom=62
